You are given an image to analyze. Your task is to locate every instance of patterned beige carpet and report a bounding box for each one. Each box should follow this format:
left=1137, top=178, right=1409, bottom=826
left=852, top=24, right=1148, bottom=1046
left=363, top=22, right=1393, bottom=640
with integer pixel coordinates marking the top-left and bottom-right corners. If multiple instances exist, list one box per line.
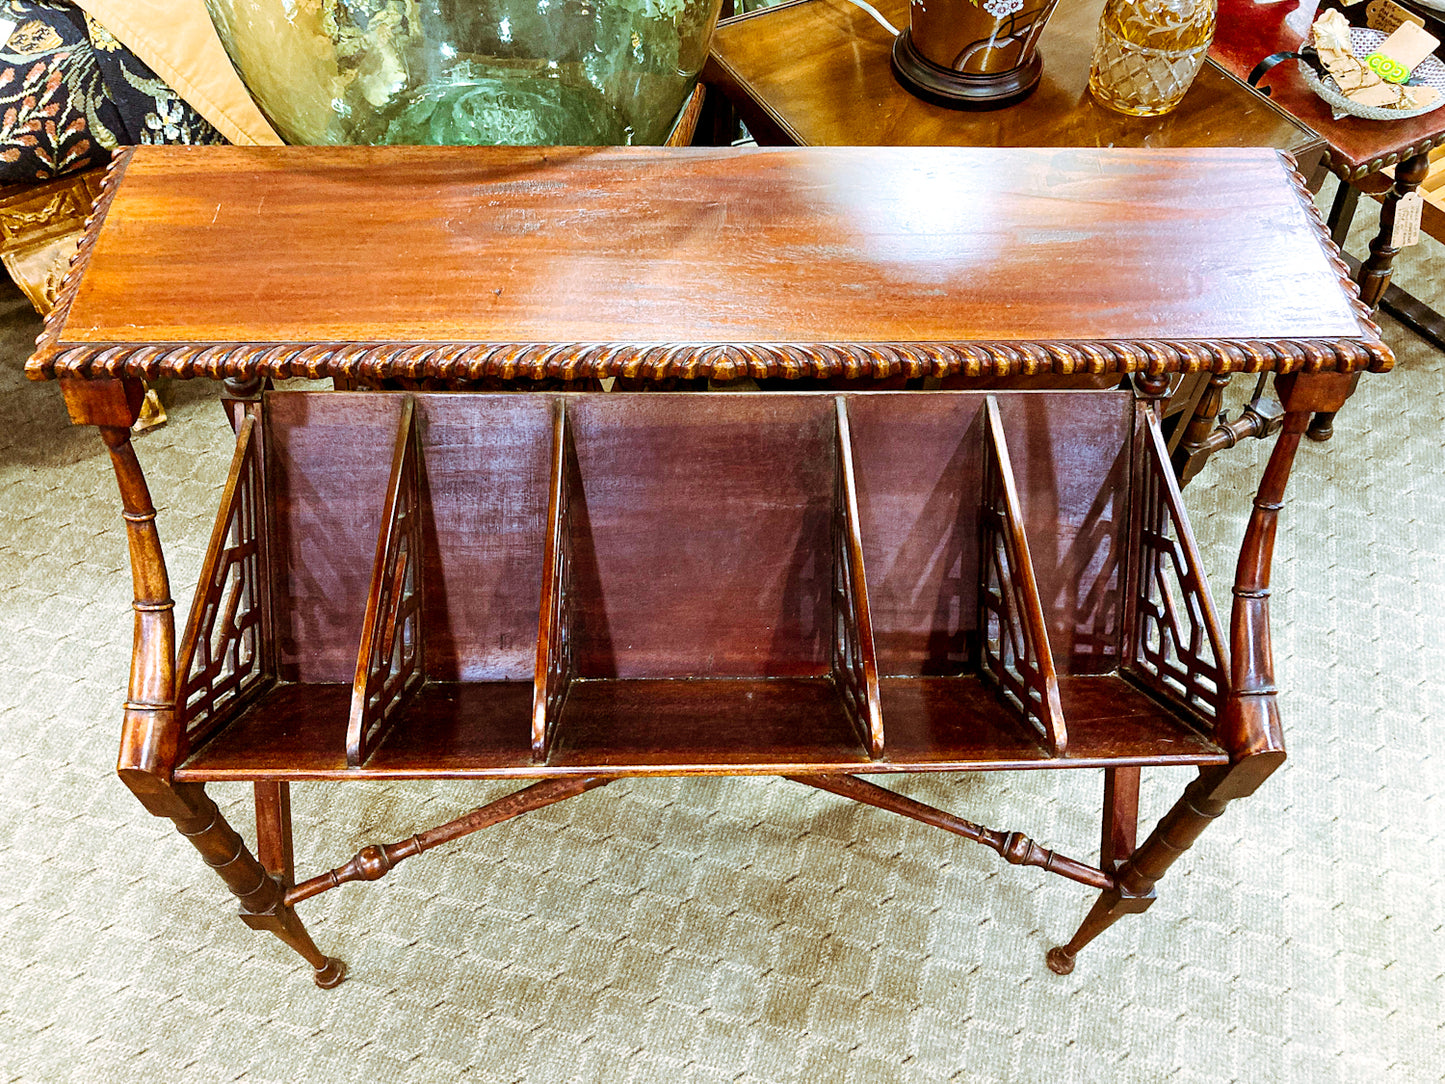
left=0, top=183, right=1441, bottom=1083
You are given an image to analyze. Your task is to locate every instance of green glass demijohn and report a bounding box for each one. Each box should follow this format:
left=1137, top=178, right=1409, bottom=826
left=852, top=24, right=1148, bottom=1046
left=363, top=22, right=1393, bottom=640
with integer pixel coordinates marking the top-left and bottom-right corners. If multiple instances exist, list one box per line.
left=204, top=0, right=723, bottom=146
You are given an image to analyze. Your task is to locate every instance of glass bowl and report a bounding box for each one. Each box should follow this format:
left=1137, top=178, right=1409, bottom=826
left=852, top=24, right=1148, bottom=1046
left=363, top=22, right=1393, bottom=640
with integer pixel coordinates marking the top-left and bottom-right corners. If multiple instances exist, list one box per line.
left=204, top=0, right=723, bottom=146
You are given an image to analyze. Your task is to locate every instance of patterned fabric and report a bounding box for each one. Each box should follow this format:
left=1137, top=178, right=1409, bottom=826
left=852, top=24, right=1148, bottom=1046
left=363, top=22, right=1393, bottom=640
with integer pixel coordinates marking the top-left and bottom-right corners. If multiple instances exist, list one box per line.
left=0, top=1, right=223, bottom=184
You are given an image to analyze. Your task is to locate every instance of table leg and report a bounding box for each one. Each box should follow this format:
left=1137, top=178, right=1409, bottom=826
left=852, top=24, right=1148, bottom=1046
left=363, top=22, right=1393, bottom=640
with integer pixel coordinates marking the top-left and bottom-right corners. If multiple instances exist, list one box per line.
left=1170, top=372, right=1229, bottom=483
left=1326, top=179, right=1360, bottom=248
left=1310, top=153, right=1430, bottom=441
left=1048, top=406, right=1310, bottom=973
left=92, top=412, right=344, bottom=988
left=1099, top=766, right=1140, bottom=871
left=256, top=781, right=296, bottom=886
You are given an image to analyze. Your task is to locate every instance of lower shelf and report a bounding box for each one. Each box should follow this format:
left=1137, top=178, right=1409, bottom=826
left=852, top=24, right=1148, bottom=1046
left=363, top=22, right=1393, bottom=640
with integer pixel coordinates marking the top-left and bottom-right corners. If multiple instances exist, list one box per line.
left=174, top=674, right=1227, bottom=781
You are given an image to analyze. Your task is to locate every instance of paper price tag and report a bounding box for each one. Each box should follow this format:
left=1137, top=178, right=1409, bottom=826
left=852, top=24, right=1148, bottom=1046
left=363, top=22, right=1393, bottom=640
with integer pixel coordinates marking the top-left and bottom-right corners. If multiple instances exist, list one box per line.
left=1392, top=191, right=1424, bottom=247
left=1366, top=0, right=1425, bottom=32
left=0, top=19, right=17, bottom=48
left=1367, top=21, right=1440, bottom=79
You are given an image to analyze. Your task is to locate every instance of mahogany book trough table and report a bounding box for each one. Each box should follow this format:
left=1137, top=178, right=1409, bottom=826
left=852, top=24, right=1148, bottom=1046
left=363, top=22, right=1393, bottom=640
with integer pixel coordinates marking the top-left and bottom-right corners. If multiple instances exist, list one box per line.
left=29, top=144, right=1391, bottom=987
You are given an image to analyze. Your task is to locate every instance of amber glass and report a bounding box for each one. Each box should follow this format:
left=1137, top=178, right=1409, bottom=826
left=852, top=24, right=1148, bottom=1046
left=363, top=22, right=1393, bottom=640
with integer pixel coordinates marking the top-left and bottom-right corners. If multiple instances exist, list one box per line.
left=1088, top=0, right=1216, bottom=117
left=205, top=0, right=723, bottom=146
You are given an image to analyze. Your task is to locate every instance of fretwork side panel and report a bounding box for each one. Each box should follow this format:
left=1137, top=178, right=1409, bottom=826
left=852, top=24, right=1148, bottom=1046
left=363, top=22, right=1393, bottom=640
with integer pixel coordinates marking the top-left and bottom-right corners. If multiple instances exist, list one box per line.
left=978, top=397, right=1067, bottom=755
left=347, top=398, right=425, bottom=767
left=176, top=413, right=269, bottom=752
left=533, top=400, right=577, bottom=761
left=1127, top=412, right=1228, bottom=727
left=831, top=399, right=883, bottom=757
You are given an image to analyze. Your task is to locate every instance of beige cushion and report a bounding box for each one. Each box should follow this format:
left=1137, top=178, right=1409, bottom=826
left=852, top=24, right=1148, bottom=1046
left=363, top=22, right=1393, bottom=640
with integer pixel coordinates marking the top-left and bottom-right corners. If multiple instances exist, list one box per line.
left=72, top=0, right=282, bottom=146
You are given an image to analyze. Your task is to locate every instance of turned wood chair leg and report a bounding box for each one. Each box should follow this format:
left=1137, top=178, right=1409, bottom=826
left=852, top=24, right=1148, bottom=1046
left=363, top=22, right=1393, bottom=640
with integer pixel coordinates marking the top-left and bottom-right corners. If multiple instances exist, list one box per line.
left=1311, top=154, right=1429, bottom=440
left=172, top=782, right=345, bottom=988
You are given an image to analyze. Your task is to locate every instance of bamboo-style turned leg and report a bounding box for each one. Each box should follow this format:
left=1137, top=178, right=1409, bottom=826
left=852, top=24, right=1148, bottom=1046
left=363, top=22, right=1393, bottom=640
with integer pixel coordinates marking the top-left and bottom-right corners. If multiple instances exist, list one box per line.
left=1047, top=764, right=1226, bottom=975
left=1047, top=410, right=1305, bottom=974
left=94, top=418, right=342, bottom=988
left=173, top=782, right=346, bottom=988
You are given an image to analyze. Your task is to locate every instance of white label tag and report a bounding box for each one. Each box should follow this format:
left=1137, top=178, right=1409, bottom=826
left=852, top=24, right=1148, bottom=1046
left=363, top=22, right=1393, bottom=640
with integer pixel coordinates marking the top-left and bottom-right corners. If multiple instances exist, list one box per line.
left=0, top=19, right=18, bottom=48
left=1393, top=190, right=1424, bottom=247
left=1366, top=0, right=1426, bottom=33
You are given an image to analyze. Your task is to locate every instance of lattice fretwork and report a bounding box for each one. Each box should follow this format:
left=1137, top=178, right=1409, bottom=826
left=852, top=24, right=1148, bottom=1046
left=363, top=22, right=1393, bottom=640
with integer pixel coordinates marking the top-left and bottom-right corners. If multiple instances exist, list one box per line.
left=831, top=398, right=883, bottom=758
left=347, top=398, right=424, bottom=767
left=978, top=398, right=1067, bottom=755
left=176, top=414, right=268, bottom=754
left=532, top=399, right=576, bottom=761
left=1128, top=412, right=1227, bottom=725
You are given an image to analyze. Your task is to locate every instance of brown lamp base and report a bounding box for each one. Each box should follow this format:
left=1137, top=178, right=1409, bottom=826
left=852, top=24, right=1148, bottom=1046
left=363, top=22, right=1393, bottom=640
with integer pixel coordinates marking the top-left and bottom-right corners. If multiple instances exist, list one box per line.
left=890, top=29, right=1044, bottom=110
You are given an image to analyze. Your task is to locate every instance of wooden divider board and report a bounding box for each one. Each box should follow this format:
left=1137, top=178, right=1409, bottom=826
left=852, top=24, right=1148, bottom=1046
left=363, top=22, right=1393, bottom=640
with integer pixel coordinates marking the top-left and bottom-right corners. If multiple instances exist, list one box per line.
left=176, top=389, right=1229, bottom=779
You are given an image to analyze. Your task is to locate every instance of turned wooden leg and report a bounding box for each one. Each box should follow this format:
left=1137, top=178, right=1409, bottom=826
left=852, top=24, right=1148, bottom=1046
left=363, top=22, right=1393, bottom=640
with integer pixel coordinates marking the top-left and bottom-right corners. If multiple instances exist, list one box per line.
left=1304, top=371, right=1362, bottom=443
left=1048, top=763, right=1236, bottom=975
left=1310, top=154, right=1428, bottom=441
left=1170, top=372, right=1229, bottom=483
left=67, top=388, right=344, bottom=988
left=171, top=782, right=345, bottom=988
left=1049, top=403, right=1308, bottom=974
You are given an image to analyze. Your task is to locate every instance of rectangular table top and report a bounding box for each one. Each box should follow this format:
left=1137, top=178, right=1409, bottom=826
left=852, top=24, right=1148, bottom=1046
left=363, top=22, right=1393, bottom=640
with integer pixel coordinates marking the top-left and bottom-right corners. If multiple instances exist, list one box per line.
left=706, top=0, right=1322, bottom=159
left=30, top=144, right=1389, bottom=385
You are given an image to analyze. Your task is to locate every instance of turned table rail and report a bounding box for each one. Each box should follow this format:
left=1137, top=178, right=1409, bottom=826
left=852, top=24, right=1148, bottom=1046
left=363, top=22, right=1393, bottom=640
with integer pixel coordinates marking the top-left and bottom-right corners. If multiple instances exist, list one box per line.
left=29, top=144, right=1390, bottom=988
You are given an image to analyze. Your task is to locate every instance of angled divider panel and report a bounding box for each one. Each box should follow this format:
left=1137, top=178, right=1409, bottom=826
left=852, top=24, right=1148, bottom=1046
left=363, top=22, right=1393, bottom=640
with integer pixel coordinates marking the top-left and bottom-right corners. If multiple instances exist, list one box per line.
left=832, top=398, right=884, bottom=758
left=1125, top=410, right=1228, bottom=729
left=347, top=396, right=425, bottom=767
left=175, top=412, right=272, bottom=759
left=978, top=397, right=1068, bottom=756
left=532, top=398, right=576, bottom=762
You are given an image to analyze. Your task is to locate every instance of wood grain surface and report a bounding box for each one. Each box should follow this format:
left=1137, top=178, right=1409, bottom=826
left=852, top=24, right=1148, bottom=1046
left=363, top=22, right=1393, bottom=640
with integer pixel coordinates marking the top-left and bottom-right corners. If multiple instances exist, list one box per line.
left=36, top=144, right=1381, bottom=367
left=707, top=0, right=1320, bottom=157
left=174, top=674, right=1226, bottom=780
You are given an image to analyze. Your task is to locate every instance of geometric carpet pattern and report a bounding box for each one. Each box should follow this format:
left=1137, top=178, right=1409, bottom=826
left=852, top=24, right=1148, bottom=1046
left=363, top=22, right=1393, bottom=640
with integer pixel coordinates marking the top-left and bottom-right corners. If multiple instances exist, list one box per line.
left=0, top=184, right=1441, bottom=1082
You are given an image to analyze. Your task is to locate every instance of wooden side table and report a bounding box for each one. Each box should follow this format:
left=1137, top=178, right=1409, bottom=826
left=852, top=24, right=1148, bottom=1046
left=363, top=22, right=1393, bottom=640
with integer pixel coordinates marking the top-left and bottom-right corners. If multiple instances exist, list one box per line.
left=1211, top=0, right=1445, bottom=437
left=30, top=145, right=1390, bottom=987
left=704, top=0, right=1323, bottom=161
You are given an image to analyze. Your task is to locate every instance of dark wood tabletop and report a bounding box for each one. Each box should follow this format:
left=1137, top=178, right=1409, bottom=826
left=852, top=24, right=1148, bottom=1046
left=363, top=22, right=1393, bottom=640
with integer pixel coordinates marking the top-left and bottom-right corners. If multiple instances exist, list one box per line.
left=705, top=0, right=1323, bottom=159
left=29, top=144, right=1387, bottom=386
left=1211, top=0, right=1445, bottom=180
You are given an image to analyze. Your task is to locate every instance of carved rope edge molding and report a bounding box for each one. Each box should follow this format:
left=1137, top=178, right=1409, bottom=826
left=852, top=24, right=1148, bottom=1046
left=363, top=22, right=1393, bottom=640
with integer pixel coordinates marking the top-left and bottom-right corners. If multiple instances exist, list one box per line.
left=27, top=148, right=131, bottom=378
left=28, top=336, right=1394, bottom=383
left=1279, top=151, right=1392, bottom=348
